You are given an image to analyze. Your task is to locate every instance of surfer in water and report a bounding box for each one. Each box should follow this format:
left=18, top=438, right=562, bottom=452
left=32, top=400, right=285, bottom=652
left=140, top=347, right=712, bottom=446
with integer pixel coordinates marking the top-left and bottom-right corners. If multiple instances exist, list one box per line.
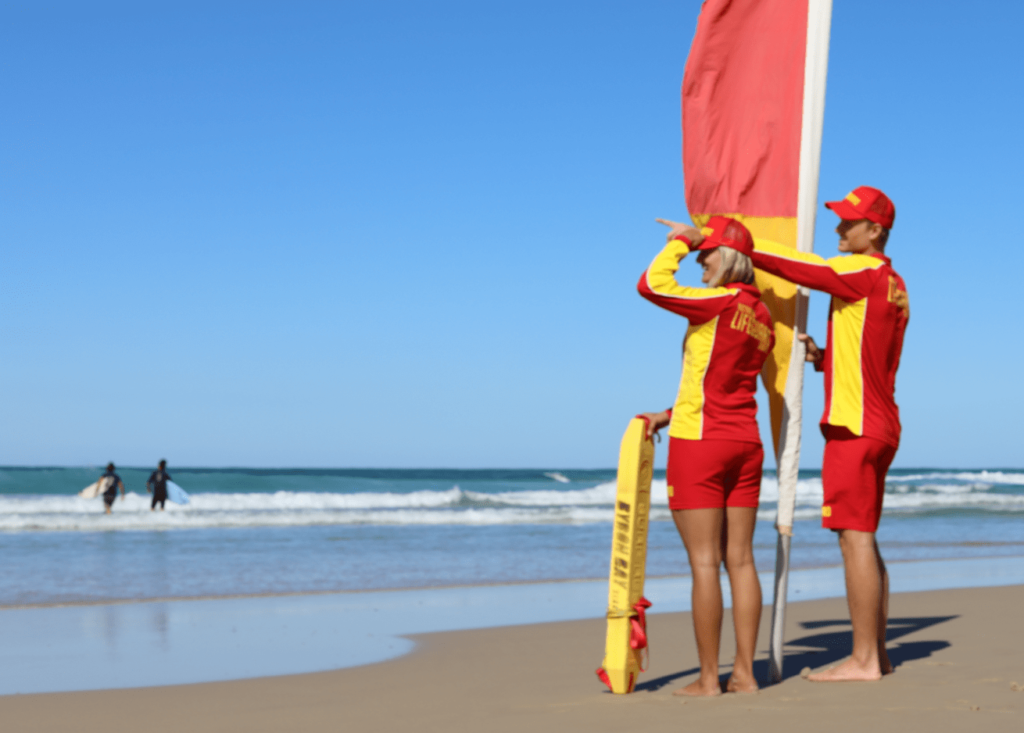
left=100, top=462, right=125, bottom=514
left=637, top=216, right=775, bottom=696
left=749, top=187, right=907, bottom=682
left=146, top=460, right=172, bottom=511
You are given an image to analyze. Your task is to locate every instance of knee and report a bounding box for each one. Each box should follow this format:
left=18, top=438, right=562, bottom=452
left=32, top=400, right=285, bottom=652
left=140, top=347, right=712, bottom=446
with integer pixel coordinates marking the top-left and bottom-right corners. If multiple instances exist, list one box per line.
left=723, top=546, right=754, bottom=572
left=686, top=550, right=722, bottom=572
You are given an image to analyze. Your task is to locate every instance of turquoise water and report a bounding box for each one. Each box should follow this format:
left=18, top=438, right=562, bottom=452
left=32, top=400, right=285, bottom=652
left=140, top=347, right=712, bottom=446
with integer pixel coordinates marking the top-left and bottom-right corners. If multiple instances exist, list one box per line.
left=1, top=467, right=1021, bottom=606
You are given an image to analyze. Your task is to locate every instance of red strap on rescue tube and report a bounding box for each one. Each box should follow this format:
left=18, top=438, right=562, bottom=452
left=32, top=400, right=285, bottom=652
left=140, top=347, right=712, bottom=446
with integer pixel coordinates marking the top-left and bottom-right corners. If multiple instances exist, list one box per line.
left=628, top=597, right=652, bottom=650
left=595, top=667, right=613, bottom=691
left=632, top=597, right=653, bottom=673
left=628, top=618, right=647, bottom=650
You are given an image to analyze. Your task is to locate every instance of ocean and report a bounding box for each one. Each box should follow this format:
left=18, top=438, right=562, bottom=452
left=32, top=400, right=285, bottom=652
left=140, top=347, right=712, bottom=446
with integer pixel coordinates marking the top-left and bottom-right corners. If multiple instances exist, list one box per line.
left=1, top=466, right=1022, bottom=607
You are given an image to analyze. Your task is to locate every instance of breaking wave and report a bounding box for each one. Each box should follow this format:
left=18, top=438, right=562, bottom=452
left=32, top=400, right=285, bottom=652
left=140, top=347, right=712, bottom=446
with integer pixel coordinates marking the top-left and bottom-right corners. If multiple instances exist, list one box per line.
left=0, top=468, right=1021, bottom=532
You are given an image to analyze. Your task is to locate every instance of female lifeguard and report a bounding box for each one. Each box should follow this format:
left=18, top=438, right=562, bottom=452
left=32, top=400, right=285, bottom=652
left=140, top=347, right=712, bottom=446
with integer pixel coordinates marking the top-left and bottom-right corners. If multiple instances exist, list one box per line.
left=637, top=216, right=774, bottom=696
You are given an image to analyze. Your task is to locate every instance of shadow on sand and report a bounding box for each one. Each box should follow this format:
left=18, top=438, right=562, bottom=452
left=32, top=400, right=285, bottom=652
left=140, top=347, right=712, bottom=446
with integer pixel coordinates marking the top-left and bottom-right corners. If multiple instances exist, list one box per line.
left=635, top=614, right=958, bottom=692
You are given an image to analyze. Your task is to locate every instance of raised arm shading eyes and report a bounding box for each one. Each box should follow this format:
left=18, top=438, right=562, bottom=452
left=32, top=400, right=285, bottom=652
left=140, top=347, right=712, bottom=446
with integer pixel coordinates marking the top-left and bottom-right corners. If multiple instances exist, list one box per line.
left=637, top=238, right=739, bottom=323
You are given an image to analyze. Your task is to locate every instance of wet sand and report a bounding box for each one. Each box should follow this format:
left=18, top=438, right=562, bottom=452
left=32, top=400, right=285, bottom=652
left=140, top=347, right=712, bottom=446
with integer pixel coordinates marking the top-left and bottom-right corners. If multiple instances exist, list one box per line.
left=2, top=584, right=1022, bottom=732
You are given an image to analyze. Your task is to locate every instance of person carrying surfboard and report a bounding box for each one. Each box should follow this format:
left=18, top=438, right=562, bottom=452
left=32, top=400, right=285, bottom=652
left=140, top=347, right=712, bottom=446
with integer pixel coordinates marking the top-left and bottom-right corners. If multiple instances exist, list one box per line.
left=637, top=216, right=775, bottom=696
left=147, top=460, right=172, bottom=511
left=749, top=186, right=907, bottom=682
left=100, top=462, right=125, bottom=514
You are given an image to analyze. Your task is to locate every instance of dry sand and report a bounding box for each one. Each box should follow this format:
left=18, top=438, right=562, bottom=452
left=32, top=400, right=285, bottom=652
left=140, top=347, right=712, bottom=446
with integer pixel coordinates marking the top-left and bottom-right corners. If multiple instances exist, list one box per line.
left=2, top=584, right=1022, bottom=732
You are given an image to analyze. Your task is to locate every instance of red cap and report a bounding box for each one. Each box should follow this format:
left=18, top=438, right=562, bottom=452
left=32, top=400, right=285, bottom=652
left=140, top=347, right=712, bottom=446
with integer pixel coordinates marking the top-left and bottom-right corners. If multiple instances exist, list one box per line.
left=825, top=186, right=895, bottom=229
left=693, top=216, right=754, bottom=257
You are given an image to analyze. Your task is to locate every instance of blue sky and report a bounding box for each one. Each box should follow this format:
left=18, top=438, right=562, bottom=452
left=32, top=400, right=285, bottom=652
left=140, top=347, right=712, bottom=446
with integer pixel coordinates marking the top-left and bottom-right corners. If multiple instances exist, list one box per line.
left=2, top=0, right=1020, bottom=468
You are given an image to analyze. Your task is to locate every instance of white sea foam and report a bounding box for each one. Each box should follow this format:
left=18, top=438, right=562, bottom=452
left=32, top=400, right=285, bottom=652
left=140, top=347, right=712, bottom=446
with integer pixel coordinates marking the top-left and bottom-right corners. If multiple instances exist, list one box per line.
left=0, top=495, right=626, bottom=532
left=0, top=489, right=466, bottom=515
left=475, top=481, right=622, bottom=507
left=883, top=491, right=1024, bottom=510
left=1, top=472, right=1021, bottom=532
left=887, top=471, right=1024, bottom=485
left=751, top=476, right=825, bottom=504
left=757, top=506, right=825, bottom=522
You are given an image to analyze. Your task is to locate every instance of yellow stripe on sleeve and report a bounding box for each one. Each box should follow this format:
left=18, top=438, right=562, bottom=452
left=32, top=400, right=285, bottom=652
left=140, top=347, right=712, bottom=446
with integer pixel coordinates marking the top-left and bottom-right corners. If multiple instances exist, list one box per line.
left=755, top=239, right=887, bottom=276
left=753, top=238, right=832, bottom=267
left=645, top=240, right=738, bottom=302
left=825, top=253, right=886, bottom=274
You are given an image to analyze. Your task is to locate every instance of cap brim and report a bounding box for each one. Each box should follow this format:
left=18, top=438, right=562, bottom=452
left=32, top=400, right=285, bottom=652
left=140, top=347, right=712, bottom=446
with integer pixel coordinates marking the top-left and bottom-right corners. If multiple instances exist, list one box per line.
left=693, top=238, right=720, bottom=251
left=696, top=237, right=754, bottom=257
left=824, top=200, right=863, bottom=220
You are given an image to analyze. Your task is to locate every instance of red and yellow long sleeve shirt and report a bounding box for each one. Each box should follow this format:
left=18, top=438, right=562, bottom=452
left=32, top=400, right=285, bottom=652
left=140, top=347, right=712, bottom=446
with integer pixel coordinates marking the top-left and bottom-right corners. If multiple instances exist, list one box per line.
left=751, top=240, right=909, bottom=447
left=638, top=237, right=775, bottom=444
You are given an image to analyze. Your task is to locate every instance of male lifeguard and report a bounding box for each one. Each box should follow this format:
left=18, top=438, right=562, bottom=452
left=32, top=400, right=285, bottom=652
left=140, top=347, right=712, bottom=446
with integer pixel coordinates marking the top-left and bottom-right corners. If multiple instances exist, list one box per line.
left=751, top=186, right=908, bottom=681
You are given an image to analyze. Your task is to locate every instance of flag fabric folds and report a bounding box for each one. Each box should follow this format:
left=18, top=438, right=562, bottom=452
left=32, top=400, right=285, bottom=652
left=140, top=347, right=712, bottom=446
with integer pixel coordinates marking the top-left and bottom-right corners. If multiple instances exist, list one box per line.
left=682, top=0, right=808, bottom=460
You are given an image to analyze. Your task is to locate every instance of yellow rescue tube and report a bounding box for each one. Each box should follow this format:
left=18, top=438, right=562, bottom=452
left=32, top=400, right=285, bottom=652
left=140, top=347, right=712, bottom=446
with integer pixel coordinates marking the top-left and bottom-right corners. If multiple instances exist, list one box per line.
left=596, top=416, right=655, bottom=693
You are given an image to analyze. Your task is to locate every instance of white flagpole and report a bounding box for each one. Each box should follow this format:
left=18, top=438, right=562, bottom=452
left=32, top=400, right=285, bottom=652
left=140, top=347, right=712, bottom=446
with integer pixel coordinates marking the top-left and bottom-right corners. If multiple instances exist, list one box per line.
left=767, top=0, right=832, bottom=686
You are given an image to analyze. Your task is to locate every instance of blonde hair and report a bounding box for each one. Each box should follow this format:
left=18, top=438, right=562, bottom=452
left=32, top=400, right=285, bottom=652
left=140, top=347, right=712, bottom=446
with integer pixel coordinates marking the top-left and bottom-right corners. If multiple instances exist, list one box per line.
left=710, top=246, right=754, bottom=287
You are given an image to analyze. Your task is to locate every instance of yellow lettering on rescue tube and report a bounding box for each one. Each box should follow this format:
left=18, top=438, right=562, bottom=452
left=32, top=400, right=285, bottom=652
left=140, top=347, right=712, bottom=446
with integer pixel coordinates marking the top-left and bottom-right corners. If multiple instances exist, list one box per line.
left=597, top=417, right=654, bottom=694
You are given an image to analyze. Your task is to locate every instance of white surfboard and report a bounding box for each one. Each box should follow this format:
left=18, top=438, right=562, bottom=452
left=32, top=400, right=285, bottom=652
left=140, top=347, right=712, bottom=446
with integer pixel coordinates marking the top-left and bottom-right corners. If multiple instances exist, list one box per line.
left=79, top=476, right=112, bottom=499
left=166, top=480, right=190, bottom=505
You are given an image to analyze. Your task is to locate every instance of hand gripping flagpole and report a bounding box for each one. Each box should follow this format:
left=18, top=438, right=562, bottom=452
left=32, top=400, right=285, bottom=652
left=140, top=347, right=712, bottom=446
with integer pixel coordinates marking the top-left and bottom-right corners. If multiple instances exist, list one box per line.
left=767, top=0, right=832, bottom=686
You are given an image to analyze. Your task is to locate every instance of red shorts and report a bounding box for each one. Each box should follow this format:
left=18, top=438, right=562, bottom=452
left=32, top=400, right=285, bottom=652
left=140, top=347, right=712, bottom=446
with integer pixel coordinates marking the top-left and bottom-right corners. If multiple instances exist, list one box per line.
left=821, top=427, right=897, bottom=532
left=666, top=438, right=763, bottom=510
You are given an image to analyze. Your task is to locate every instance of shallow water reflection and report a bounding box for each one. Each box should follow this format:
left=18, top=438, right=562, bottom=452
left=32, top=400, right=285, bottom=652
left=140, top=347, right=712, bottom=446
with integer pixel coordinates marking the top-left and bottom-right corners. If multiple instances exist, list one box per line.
left=1, top=555, right=1022, bottom=695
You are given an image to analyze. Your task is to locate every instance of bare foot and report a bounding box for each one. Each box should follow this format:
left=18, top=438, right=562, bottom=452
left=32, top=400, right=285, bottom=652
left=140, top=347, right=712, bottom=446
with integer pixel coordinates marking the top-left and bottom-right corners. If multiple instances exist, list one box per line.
left=807, top=658, right=882, bottom=682
left=673, top=677, right=723, bottom=697
left=725, top=673, right=759, bottom=694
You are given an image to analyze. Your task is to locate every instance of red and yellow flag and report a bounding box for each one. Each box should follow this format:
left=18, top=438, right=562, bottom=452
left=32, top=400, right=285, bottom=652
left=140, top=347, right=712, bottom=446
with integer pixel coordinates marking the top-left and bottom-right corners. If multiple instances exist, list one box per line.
left=682, top=0, right=825, bottom=458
